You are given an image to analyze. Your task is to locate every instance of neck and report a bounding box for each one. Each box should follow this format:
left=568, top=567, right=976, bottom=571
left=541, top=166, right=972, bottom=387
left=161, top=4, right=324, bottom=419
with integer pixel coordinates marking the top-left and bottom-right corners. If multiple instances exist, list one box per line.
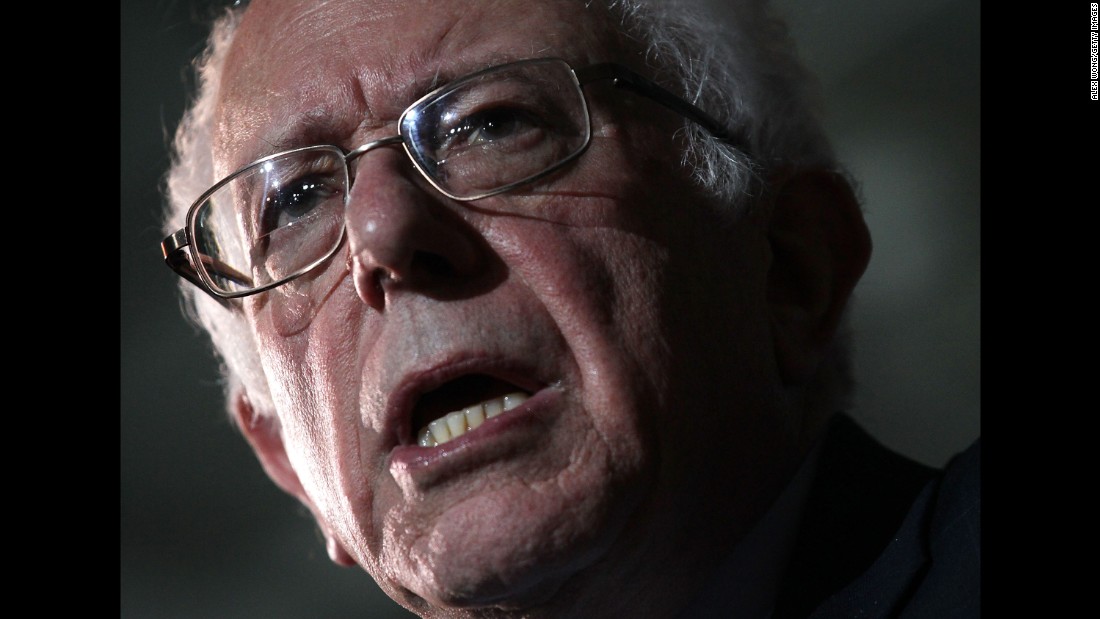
left=509, top=424, right=822, bottom=618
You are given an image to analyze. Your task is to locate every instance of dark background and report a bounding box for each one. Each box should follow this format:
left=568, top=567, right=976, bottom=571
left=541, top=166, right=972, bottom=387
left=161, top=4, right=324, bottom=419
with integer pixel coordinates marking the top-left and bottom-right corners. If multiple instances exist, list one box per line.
left=120, top=1, right=980, bottom=617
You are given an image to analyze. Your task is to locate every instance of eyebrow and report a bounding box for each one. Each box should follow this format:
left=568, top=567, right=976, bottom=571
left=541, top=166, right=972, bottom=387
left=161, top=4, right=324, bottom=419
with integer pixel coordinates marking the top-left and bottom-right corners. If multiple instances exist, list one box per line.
left=244, top=82, right=375, bottom=163
left=405, top=50, right=536, bottom=101
left=258, top=112, right=345, bottom=154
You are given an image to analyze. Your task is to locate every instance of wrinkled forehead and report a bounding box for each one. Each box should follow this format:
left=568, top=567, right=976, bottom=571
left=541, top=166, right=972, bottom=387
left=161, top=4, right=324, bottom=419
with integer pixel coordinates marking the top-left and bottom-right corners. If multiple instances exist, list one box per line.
left=214, top=0, right=624, bottom=166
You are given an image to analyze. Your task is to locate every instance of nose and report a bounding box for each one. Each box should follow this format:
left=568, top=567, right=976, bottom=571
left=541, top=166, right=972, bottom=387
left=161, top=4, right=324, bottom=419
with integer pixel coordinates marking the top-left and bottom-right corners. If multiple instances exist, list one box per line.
left=343, top=143, right=485, bottom=311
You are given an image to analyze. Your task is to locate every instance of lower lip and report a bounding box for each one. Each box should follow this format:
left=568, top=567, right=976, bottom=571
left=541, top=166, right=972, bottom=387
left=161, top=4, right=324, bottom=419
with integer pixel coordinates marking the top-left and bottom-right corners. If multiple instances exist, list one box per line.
left=388, top=387, right=561, bottom=478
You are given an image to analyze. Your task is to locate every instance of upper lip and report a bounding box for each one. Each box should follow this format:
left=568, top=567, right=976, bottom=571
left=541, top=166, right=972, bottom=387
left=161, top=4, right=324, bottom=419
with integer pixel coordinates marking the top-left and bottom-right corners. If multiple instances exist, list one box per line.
left=383, top=354, right=547, bottom=448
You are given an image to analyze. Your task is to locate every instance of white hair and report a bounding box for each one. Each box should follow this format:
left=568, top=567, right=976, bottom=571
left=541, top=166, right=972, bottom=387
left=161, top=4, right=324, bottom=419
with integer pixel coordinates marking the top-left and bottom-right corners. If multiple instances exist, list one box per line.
left=607, top=0, right=837, bottom=203
left=163, top=0, right=852, bottom=421
left=163, top=6, right=273, bottom=416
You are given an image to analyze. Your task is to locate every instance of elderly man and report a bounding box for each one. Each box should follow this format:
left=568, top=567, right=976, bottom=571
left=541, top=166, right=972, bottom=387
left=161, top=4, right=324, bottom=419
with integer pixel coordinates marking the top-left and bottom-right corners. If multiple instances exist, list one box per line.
left=159, top=0, right=979, bottom=617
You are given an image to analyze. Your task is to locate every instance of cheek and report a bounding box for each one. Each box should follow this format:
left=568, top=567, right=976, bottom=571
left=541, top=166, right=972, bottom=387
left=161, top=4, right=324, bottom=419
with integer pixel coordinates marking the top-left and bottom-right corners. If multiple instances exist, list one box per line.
left=246, top=288, right=376, bottom=533
left=487, top=212, right=673, bottom=438
left=262, top=255, right=353, bottom=337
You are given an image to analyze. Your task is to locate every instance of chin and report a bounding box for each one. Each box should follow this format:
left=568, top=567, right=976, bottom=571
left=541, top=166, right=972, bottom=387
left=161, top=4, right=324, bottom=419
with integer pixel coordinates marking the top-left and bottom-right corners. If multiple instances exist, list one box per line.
left=372, top=458, right=646, bottom=616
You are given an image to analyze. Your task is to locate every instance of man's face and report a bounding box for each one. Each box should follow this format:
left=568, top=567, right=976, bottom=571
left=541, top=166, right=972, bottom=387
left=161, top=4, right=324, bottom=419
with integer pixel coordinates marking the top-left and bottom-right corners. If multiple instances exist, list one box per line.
left=217, top=0, right=797, bottom=614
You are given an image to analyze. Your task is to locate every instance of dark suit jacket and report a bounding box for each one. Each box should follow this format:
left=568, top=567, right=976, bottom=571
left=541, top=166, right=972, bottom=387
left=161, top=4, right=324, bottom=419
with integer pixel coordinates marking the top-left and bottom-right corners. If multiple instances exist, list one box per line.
left=772, top=414, right=981, bottom=619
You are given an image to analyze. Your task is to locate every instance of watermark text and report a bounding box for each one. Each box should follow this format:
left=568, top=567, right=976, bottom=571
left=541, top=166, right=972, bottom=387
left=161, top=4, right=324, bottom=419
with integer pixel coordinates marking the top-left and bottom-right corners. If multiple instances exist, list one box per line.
left=1092, top=4, right=1098, bottom=99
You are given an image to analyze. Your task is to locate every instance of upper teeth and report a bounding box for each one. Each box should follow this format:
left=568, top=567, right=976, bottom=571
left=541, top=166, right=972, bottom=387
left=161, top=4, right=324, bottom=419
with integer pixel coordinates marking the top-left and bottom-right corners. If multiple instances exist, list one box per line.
left=417, top=392, right=529, bottom=447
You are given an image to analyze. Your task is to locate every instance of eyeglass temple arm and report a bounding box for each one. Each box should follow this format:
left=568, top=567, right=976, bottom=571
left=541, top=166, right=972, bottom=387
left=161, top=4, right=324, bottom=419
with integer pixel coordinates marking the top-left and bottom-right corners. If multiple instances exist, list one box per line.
left=574, top=63, right=751, bottom=155
left=161, top=229, right=246, bottom=307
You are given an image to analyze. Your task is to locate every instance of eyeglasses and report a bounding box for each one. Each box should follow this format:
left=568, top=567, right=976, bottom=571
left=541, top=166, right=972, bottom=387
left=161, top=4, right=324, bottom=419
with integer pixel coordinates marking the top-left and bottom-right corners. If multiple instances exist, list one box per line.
left=161, top=57, right=747, bottom=300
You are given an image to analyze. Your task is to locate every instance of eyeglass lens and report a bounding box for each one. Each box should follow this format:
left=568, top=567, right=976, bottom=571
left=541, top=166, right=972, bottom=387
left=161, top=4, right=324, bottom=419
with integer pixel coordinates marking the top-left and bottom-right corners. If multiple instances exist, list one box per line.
left=192, top=147, right=350, bottom=295
left=401, top=58, right=590, bottom=198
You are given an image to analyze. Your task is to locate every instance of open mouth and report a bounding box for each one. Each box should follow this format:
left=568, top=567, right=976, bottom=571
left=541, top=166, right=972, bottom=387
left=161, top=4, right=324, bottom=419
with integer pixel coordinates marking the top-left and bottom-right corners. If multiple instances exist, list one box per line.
left=411, top=374, right=532, bottom=447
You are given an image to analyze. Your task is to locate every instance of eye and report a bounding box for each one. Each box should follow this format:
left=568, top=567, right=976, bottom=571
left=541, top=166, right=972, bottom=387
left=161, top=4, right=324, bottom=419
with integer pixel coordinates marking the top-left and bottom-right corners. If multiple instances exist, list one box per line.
left=444, top=107, right=544, bottom=148
left=260, top=174, right=341, bottom=234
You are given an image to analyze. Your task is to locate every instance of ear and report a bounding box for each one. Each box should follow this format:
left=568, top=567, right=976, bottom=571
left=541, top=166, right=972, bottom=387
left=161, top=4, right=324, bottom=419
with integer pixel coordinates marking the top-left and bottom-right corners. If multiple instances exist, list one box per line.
left=765, top=168, right=871, bottom=386
left=232, top=392, right=358, bottom=567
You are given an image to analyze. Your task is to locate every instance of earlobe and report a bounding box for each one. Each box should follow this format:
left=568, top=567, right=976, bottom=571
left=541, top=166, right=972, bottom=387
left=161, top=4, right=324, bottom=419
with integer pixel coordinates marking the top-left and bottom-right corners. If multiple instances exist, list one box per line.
left=765, top=168, right=871, bottom=386
left=232, top=392, right=359, bottom=568
left=233, top=392, right=310, bottom=502
left=326, top=534, right=357, bottom=567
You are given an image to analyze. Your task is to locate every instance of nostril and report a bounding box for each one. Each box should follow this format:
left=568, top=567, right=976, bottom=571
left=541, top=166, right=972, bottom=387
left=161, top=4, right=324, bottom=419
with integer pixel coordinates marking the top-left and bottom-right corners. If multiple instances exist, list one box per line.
left=351, top=251, right=457, bottom=311
left=413, top=251, right=457, bottom=279
left=351, top=256, right=389, bottom=311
